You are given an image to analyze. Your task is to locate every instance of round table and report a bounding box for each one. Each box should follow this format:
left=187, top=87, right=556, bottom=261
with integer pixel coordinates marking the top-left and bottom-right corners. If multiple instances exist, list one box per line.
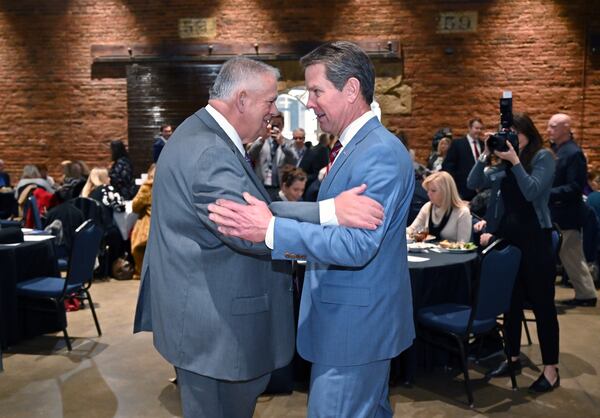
left=394, top=250, right=479, bottom=384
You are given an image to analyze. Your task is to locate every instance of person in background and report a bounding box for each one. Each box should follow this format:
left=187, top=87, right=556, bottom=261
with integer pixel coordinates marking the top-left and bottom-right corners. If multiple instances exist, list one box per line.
left=300, top=132, right=330, bottom=200
left=56, top=161, right=85, bottom=202
left=109, top=140, right=137, bottom=200
left=248, top=113, right=298, bottom=199
left=131, top=164, right=156, bottom=280
left=469, top=112, right=559, bottom=393
left=14, top=164, right=54, bottom=198
left=82, top=167, right=125, bottom=212
left=547, top=113, right=598, bottom=307
left=36, top=164, right=55, bottom=188
left=275, top=165, right=307, bottom=202
left=153, top=125, right=173, bottom=163
left=75, top=160, right=91, bottom=179
left=0, top=159, right=11, bottom=188
left=428, top=136, right=451, bottom=172
left=407, top=170, right=472, bottom=242
left=291, top=128, right=309, bottom=167
left=443, top=117, right=485, bottom=200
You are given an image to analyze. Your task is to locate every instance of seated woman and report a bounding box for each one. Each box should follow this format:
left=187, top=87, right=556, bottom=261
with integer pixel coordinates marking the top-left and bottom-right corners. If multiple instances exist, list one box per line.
left=14, top=164, right=54, bottom=198
left=131, top=164, right=156, bottom=280
left=276, top=165, right=307, bottom=202
left=81, top=167, right=125, bottom=213
left=406, top=171, right=472, bottom=242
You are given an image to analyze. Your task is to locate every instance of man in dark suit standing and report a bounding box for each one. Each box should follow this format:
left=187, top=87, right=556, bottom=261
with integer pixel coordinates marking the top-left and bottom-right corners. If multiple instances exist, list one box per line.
left=152, top=124, right=172, bottom=162
left=548, top=113, right=598, bottom=307
left=134, top=57, right=383, bottom=418
left=300, top=132, right=330, bottom=200
left=442, top=117, right=485, bottom=200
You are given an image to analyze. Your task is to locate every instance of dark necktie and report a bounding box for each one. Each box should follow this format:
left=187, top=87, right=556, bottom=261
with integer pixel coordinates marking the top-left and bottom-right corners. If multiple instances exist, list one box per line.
left=244, top=152, right=254, bottom=168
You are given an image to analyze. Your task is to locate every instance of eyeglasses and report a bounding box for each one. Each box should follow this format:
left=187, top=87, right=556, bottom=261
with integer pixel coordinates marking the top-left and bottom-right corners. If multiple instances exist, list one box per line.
left=293, top=136, right=305, bottom=140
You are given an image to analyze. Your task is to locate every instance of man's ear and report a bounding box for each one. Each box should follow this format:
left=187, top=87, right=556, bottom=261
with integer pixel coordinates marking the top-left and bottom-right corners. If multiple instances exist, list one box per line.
left=343, top=77, right=361, bottom=103
left=235, top=90, right=247, bottom=113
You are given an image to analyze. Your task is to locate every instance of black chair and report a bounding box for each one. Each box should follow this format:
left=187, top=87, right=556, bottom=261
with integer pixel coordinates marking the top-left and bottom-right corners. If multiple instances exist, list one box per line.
left=71, top=197, right=114, bottom=277
left=522, top=225, right=562, bottom=345
left=15, top=219, right=103, bottom=351
left=416, top=240, right=522, bottom=407
left=23, top=195, right=43, bottom=230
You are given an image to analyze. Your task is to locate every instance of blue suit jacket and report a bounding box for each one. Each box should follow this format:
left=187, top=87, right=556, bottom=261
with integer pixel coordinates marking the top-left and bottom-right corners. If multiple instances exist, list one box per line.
left=273, top=117, right=416, bottom=366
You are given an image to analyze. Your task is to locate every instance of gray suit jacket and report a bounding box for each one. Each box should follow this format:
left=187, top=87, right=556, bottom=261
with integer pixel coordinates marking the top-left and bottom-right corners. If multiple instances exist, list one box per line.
left=134, top=108, right=318, bottom=381
left=248, top=136, right=298, bottom=184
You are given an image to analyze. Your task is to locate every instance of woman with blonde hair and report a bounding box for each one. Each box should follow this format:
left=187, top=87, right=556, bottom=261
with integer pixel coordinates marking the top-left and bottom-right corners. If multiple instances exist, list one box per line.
left=81, top=167, right=110, bottom=198
left=82, top=167, right=123, bottom=209
left=407, top=171, right=472, bottom=242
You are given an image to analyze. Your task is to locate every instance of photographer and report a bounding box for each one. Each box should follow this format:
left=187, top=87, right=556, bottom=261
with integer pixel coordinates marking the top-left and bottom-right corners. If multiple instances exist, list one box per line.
left=248, top=113, right=298, bottom=200
left=467, top=113, right=559, bottom=394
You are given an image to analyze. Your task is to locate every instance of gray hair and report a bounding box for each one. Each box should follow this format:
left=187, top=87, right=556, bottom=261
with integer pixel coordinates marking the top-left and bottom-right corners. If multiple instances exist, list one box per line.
left=300, top=41, right=375, bottom=104
left=209, top=57, right=280, bottom=100
left=22, top=164, right=41, bottom=179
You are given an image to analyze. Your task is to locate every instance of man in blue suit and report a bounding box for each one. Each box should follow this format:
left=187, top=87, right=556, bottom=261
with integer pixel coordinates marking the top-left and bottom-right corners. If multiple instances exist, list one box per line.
left=209, top=41, right=415, bottom=417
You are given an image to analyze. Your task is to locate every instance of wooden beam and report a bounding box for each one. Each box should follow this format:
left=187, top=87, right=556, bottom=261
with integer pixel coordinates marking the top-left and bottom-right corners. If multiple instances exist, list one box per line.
left=91, top=40, right=401, bottom=63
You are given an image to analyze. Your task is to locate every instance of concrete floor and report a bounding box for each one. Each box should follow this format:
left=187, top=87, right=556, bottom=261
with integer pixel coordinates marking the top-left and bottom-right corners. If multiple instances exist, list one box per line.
left=1, top=279, right=599, bottom=418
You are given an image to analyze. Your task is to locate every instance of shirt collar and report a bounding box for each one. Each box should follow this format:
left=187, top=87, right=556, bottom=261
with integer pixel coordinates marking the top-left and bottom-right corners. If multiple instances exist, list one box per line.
left=278, top=190, right=288, bottom=201
left=205, top=104, right=245, bottom=156
left=338, top=111, right=376, bottom=148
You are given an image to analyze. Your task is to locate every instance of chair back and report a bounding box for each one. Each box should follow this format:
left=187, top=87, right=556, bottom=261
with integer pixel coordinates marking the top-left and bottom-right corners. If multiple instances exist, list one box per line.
left=65, top=219, right=103, bottom=288
left=24, top=195, right=43, bottom=230
left=473, top=243, right=521, bottom=321
left=71, top=197, right=108, bottom=232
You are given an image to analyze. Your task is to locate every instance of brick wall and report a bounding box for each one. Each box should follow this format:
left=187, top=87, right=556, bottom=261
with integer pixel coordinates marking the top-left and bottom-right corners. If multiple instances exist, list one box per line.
left=0, top=0, right=598, bottom=180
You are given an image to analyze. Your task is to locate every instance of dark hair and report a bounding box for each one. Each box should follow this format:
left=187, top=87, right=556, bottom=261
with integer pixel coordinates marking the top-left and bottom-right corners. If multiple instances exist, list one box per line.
left=281, top=165, right=307, bottom=188
left=300, top=41, right=375, bottom=104
left=468, top=117, right=483, bottom=128
left=110, top=140, right=129, bottom=162
left=512, top=112, right=545, bottom=172
left=318, top=133, right=329, bottom=145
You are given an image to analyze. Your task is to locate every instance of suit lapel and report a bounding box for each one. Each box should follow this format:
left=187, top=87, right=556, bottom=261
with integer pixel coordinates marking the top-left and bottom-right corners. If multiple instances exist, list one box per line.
left=195, top=108, right=272, bottom=203
left=319, top=117, right=380, bottom=199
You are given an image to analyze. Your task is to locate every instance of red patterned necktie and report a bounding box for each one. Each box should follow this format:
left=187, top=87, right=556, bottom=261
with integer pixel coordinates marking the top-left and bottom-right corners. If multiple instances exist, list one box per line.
left=472, top=140, right=480, bottom=159
left=327, top=140, right=343, bottom=174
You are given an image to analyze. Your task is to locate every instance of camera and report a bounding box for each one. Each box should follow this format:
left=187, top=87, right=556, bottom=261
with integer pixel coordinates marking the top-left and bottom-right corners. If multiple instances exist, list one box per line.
left=487, top=91, right=519, bottom=153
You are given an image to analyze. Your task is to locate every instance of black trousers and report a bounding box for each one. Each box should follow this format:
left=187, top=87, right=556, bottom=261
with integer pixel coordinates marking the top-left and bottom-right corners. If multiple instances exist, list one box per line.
left=505, top=228, right=559, bottom=365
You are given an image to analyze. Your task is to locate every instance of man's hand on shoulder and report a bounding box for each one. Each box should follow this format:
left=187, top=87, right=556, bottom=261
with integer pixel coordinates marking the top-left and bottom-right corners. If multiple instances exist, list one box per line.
left=334, top=184, right=384, bottom=230
left=208, top=193, right=272, bottom=242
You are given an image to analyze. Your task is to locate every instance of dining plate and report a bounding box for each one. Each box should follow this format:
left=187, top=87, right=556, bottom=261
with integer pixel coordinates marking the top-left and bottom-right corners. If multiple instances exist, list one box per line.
left=407, top=242, right=437, bottom=253
left=441, top=247, right=477, bottom=253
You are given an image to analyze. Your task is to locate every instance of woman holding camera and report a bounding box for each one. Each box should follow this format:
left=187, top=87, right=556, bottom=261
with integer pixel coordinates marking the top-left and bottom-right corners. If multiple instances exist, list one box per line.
left=467, top=113, right=559, bottom=393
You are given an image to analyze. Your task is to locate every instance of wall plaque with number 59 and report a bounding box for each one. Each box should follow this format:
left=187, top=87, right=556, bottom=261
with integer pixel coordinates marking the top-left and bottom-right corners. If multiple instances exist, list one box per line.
left=437, top=11, right=478, bottom=34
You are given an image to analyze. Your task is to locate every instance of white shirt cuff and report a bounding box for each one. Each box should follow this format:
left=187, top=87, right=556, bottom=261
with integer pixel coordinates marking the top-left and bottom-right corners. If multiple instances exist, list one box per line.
left=319, top=198, right=339, bottom=226
left=265, top=216, right=276, bottom=249
left=266, top=199, right=338, bottom=250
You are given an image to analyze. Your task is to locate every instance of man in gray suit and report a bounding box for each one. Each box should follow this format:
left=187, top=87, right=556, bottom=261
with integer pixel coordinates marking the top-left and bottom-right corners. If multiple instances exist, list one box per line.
left=133, top=57, right=383, bottom=418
